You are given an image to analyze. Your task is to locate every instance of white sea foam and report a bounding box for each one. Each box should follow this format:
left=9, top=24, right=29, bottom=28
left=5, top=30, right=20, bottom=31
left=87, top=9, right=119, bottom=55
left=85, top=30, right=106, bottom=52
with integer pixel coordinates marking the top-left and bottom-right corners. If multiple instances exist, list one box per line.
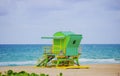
left=0, top=61, right=36, bottom=66
left=79, top=58, right=120, bottom=64
left=0, top=59, right=120, bottom=66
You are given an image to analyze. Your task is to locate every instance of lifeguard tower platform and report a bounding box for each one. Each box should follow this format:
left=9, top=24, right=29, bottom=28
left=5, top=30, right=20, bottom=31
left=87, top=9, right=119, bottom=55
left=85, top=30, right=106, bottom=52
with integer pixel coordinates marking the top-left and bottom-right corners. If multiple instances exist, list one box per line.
left=36, top=31, right=89, bottom=69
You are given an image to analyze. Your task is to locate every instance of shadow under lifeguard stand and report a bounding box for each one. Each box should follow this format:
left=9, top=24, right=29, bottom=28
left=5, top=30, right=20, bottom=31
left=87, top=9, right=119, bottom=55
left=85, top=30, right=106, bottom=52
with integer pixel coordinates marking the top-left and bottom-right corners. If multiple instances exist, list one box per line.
left=36, top=31, right=89, bottom=69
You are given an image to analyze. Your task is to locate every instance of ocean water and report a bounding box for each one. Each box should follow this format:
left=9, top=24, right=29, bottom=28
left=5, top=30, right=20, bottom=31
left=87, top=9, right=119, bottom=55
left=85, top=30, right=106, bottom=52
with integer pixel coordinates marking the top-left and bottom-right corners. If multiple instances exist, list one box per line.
left=0, top=44, right=120, bottom=66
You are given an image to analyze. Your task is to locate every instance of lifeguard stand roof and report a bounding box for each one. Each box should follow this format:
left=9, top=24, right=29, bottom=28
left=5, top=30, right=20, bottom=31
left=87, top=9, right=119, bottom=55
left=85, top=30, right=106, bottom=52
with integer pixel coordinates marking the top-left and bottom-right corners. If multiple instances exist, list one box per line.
left=54, top=31, right=74, bottom=36
left=41, top=31, right=75, bottom=39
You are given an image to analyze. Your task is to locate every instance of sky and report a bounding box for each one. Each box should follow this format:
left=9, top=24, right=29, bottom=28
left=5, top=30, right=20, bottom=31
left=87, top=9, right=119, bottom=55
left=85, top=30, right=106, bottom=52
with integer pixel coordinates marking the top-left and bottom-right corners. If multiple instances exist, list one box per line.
left=0, top=0, right=120, bottom=44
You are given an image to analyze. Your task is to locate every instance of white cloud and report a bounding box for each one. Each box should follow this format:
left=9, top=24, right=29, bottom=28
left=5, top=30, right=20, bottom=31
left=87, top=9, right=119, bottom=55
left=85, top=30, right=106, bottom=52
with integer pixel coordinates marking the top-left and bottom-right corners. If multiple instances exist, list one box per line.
left=0, top=0, right=120, bottom=44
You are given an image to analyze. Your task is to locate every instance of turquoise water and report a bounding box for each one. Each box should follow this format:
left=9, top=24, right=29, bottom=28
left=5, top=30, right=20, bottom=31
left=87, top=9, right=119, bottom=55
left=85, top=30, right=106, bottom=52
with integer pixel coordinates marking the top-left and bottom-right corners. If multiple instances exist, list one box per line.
left=0, top=44, right=120, bottom=66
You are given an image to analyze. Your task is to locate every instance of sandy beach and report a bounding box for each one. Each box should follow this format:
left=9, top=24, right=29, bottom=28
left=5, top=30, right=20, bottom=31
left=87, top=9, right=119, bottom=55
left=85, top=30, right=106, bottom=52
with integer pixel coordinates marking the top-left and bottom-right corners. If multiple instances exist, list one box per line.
left=0, top=64, right=120, bottom=76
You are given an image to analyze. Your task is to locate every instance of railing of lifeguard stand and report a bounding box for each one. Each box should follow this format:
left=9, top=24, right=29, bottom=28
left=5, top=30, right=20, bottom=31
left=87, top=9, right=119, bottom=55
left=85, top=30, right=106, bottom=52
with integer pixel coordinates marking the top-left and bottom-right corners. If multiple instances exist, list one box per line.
left=43, top=46, right=82, bottom=55
left=43, top=46, right=52, bottom=54
left=43, top=46, right=63, bottom=54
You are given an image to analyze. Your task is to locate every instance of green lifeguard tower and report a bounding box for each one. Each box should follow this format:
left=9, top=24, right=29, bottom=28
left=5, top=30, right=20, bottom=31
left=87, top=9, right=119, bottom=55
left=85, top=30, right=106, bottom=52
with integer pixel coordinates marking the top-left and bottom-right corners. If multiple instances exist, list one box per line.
left=36, top=31, right=89, bottom=69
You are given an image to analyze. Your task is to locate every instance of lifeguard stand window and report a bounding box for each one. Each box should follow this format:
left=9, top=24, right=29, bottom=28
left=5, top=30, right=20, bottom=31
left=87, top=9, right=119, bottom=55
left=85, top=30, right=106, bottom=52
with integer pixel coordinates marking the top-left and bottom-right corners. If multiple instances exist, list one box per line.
left=73, top=40, right=76, bottom=44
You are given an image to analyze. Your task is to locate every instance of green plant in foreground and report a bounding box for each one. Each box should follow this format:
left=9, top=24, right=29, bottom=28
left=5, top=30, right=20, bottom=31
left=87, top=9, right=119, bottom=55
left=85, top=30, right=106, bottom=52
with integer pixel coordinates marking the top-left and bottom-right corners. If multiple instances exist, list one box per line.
left=60, top=72, right=63, bottom=76
left=18, top=70, right=31, bottom=76
left=19, top=71, right=26, bottom=74
left=31, top=73, right=39, bottom=76
left=1, top=70, right=64, bottom=76
left=40, top=73, right=45, bottom=76
left=0, top=72, right=2, bottom=76
left=46, top=74, right=49, bottom=76
left=6, top=70, right=13, bottom=76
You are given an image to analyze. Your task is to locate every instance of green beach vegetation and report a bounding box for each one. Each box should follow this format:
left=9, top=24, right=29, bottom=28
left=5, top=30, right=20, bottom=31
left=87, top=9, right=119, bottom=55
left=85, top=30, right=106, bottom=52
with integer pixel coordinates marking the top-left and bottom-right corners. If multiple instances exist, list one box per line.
left=0, top=70, right=63, bottom=76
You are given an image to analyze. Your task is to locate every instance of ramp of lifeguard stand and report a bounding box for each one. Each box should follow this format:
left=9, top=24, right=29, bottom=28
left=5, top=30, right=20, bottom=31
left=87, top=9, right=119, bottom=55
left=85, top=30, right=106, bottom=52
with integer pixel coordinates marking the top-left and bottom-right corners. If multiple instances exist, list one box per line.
left=36, top=58, right=46, bottom=66
left=56, top=65, right=89, bottom=69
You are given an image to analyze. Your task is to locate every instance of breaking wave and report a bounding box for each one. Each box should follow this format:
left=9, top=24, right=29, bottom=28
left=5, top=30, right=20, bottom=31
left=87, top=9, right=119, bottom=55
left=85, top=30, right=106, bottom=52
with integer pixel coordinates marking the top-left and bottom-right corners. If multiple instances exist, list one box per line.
left=0, top=58, right=120, bottom=66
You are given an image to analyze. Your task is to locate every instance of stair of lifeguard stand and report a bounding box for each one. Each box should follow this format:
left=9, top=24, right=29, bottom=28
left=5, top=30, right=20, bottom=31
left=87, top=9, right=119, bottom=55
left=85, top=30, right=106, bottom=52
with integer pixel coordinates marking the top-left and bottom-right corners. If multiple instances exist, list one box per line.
left=36, top=54, right=55, bottom=67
